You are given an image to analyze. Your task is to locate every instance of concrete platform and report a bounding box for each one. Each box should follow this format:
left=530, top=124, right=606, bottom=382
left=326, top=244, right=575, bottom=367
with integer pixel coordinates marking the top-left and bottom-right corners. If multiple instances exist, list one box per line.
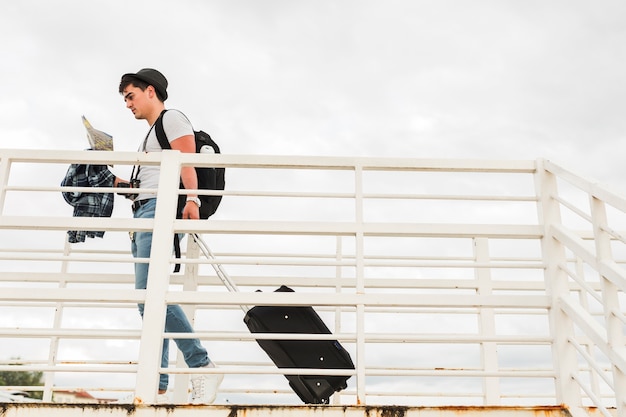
left=0, top=404, right=580, bottom=417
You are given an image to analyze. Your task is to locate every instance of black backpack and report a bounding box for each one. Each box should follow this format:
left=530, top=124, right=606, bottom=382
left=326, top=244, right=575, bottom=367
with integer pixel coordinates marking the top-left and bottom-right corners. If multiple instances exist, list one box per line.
left=154, top=110, right=225, bottom=219
left=154, top=109, right=225, bottom=272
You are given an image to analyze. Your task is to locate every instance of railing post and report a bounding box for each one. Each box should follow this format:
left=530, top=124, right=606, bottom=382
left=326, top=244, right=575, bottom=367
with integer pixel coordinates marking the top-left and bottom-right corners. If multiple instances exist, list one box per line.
left=354, top=163, right=366, bottom=405
left=573, top=257, right=602, bottom=397
left=473, top=237, right=500, bottom=404
left=134, top=151, right=182, bottom=404
left=0, top=156, right=11, bottom=215
left=534, top=159, right=583, bottom=411
left=332, top=236, right=344, bottom=405
left=171, top=237, right=201, bottom=403
left=41, top=239, right=72, bottom=402
left=589, top=194, right=626, bottom=415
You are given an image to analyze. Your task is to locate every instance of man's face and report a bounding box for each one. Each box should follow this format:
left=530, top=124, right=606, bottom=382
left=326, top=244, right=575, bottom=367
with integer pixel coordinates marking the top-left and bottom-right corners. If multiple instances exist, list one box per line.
left=122, top=84, right=150, bottom=120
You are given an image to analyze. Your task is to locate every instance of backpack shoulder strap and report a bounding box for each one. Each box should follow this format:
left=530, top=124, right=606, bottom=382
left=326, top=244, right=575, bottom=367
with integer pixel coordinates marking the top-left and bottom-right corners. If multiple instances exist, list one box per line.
left=154, top=109, right=182, bottom=272
left=154, top=109, right=171, bottom=150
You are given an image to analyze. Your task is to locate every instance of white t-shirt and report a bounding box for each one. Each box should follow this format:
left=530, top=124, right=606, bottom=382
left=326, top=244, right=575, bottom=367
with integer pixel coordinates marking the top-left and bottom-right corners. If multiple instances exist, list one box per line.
left=134, top=109, right=194, bottom=202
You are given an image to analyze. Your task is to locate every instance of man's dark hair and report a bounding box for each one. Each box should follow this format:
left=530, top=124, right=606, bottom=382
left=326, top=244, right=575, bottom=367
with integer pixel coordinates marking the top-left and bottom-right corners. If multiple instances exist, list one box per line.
left=118, top=75, right=166, bottom=102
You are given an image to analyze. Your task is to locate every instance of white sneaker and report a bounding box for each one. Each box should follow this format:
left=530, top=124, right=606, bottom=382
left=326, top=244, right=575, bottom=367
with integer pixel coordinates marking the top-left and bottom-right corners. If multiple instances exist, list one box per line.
left=190, top=364, right=224, bottom=404
left=157, top=393, right=169, bottom=404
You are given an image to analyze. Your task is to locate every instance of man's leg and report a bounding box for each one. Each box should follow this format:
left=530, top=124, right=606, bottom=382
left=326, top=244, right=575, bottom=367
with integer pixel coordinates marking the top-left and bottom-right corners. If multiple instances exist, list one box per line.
left=165, top=304, right=209, bottom=367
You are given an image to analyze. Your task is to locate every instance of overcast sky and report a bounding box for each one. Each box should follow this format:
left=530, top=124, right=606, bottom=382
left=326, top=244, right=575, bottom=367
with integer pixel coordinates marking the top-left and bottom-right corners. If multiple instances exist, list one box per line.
left=2, top=0, right=626, bottom=190
left=1, top=0, right=625, bottom=403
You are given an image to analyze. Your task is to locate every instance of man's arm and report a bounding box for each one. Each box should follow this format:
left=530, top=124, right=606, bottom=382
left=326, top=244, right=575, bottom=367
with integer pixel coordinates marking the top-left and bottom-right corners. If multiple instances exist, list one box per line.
left=170, top=134, right=200, bottom=219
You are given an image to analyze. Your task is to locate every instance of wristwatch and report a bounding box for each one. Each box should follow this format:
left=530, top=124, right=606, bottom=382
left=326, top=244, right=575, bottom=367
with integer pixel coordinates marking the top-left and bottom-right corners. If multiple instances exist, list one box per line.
left=186, top=197, right=202, bottom=208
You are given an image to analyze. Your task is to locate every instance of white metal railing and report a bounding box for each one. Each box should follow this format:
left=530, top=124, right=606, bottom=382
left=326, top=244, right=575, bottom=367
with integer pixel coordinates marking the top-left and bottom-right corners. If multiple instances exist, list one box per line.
left=0, top=149, right=623, bottom=416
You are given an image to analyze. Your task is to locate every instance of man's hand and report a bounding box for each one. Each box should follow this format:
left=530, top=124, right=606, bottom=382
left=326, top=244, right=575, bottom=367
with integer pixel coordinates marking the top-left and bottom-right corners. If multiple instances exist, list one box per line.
left=182, top=200, right=200, bottom=220
left=114, top=176, right=128, bottom=187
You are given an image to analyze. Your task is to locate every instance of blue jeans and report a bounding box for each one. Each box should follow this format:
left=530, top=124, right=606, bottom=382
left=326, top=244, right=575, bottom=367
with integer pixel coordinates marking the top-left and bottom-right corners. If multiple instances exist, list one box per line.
left=132, top=198, right=209, bottom=390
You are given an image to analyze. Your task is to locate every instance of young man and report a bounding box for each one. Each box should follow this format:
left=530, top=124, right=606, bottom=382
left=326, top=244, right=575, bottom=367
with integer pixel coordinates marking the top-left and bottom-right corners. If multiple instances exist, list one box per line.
left=117, top=68, right=222, bottom=404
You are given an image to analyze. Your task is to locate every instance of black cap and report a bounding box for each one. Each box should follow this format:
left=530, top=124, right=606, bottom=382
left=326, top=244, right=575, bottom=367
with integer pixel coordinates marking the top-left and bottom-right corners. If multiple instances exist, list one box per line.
left=123, top=68, right=168, bottom=101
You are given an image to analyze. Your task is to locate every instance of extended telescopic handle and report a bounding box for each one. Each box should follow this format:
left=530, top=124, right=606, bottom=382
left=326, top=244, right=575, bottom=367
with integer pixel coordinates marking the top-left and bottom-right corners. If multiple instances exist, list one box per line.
left=191, top=233, right=250, bottom=313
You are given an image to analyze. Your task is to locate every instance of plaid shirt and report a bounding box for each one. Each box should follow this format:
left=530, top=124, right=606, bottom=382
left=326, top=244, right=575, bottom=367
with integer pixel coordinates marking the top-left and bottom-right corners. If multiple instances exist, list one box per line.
left=61, top=163, right=115, bottom=243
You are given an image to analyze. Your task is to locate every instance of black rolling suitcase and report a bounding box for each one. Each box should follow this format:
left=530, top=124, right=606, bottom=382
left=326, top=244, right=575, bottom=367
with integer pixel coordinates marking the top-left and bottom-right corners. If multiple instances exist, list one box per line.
left=192, top=234, right=354, bottom=404
left=243, top=285, right=355, bottom=403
